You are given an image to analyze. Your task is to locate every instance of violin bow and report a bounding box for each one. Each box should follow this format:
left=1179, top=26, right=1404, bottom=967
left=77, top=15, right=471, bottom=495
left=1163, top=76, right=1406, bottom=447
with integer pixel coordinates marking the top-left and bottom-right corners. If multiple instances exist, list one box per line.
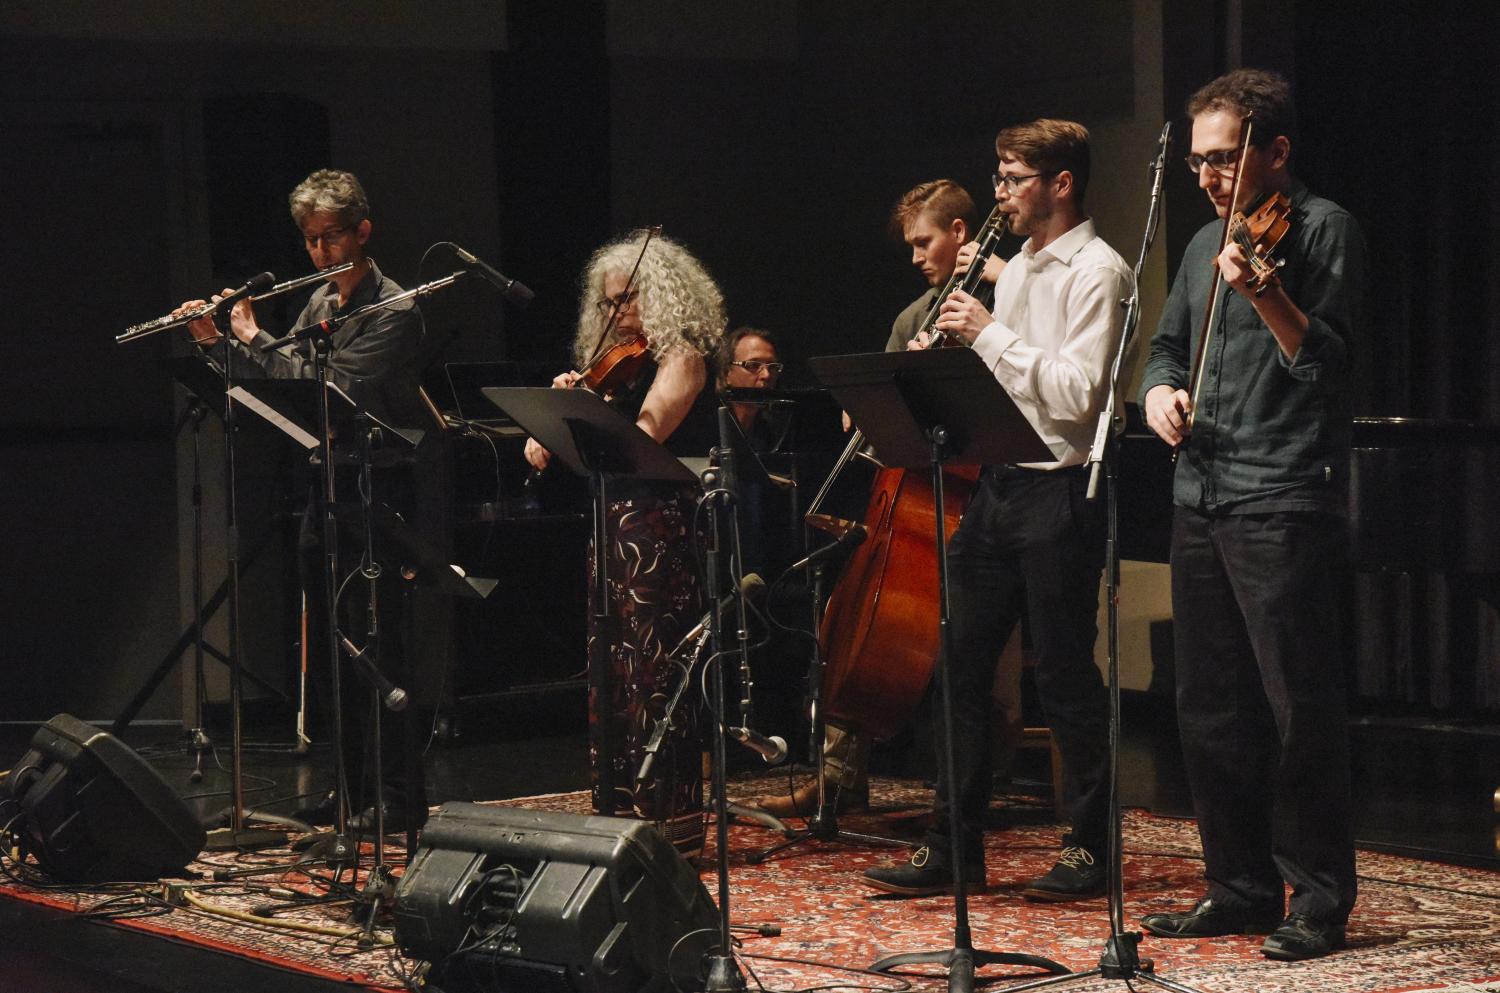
left=1183, top=112, right=1255, bottom=435
left=581, top=224, right=661, bottom=370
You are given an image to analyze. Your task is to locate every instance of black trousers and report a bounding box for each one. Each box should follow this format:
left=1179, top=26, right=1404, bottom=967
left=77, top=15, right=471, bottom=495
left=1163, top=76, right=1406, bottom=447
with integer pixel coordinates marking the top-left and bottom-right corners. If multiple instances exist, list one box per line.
left=927, top=465, right=1109, bottom=862
left=300, top=480, right=427, bottom=816
left=1170, top=507, right=1356, bottom=922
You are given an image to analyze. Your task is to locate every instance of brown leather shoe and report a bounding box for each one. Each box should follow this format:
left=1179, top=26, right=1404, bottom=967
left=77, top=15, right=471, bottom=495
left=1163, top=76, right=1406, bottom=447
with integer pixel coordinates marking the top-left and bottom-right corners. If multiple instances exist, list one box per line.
left=753, top=778, right=868, bottom=818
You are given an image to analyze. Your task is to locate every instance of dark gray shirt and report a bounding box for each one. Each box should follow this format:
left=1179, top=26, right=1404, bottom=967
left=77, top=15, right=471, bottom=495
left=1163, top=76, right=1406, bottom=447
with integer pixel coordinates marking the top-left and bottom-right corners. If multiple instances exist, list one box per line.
left=886, top=288, right=939, bottom=352
left=1138, top=182, right=1368, bottom=515
left=236, top=259, right=426, bottom=430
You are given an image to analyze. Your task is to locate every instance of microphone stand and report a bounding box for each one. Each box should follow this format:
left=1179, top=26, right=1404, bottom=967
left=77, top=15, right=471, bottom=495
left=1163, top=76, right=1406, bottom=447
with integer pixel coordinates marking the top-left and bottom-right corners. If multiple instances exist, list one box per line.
left=182, top=398, right=212, bottom=784
left=274, top=277, right=461, bottom=886
left=203, top=302, right=289, bottom=852
left=701, top=405, right=753, bottom=993
left=348, top=411, right=397, bottom=944
left=1006, top=122, right=1206, bottom=993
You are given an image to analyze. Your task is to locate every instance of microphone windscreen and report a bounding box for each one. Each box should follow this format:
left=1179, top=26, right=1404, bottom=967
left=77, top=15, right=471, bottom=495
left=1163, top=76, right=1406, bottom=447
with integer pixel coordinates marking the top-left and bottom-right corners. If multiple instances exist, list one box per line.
left=505, top=280, right=536, bottom=309
left=740, top=572, right=767, bottom=605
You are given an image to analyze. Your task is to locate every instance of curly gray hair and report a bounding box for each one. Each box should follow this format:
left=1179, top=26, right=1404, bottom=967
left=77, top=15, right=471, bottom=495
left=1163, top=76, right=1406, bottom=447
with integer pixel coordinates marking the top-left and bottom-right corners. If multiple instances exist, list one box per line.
left=572, top=229, right=727, bottom=368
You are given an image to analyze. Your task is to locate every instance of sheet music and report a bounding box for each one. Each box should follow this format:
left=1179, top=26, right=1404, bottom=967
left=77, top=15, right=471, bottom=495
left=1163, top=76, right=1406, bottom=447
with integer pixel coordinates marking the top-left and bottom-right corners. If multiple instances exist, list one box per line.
left=228, top=385, right=319, bottom=449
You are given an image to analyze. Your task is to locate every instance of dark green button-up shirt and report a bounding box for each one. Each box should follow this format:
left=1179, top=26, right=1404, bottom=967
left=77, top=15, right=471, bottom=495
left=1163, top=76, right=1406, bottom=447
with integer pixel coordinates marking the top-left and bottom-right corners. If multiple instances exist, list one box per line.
left=1138, top=182, right=1368, bottom=516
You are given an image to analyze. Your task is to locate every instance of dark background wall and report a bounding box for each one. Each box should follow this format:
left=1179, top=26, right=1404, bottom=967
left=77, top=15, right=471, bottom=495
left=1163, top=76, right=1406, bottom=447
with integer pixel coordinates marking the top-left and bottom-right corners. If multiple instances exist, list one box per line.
left=1, top=1, right=1495, bottom=723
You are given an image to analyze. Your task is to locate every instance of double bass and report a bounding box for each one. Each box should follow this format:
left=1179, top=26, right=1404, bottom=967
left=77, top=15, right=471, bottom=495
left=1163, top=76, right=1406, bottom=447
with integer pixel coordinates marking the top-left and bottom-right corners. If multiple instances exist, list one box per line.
left=806, top=208, right=1005, bottom=740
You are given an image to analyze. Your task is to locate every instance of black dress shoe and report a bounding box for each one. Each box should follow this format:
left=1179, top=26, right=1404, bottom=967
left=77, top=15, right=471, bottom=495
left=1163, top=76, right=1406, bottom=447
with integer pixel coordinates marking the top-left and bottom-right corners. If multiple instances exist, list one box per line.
left=1261, top=913, right=1346, bottom=961
left=1141, top=896, right=1283, bottom=938
left=861, top=846, right=987, bottom=897
left=1021, top=846, right=1106, bottom=902
left=350, top=801, right=430, bottom=835
left=291, top=790, right=339, bottom=827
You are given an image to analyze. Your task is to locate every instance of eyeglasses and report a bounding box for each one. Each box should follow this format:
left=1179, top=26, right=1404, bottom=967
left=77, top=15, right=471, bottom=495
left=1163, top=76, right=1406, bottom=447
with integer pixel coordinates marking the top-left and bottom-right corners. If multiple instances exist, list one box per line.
left=992, top=172, right=1048, bottom=192
left=1185, top=148, right=1242, bottom=175
left=730, top=360, right=783, bottom=375
left=594, top=290, right=640, bottom=314
left=303, top=224, right=352, bottom=248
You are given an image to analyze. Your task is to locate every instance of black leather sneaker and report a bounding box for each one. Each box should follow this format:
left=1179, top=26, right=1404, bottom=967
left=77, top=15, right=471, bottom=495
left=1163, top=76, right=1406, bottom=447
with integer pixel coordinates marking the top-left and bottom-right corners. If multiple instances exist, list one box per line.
left=1021, top=846, right=1106, bottom=902
left=861, top=846, right=987, bottom=897
left=291, top=789, right=339, bottom=827
left=1141, top=896, right=1284, bottom=938
left=350, top=800, right=430, bottom=835
left=1261, top=913, right=1346, bottom=961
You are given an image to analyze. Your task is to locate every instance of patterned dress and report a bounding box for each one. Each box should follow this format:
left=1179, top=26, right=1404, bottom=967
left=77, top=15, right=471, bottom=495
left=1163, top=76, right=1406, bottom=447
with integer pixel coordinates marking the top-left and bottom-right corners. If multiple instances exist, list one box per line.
left=586, top=360, right=707, bottom=856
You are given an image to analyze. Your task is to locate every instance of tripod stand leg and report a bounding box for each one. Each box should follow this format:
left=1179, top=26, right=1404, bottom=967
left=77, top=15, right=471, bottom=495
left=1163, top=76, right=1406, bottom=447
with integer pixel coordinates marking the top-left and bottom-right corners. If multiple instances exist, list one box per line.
left=869, top=947, right=1068, bottom=986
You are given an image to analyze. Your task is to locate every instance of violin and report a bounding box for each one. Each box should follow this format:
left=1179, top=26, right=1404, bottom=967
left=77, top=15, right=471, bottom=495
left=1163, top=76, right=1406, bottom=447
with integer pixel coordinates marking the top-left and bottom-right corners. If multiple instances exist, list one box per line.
left=1183, top=113, right=1295, bottom=439
left=572, top=224, right=660, bottom=398
left=525, top=227, right=660, bottom=479
left=1227, top=190, right=1292, bottom=296
left=577, top=330, right=650, bottom=397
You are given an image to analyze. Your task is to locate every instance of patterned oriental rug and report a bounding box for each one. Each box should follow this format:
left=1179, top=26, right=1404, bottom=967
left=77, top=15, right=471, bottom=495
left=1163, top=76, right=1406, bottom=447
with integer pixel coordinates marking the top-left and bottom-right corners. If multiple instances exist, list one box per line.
left=2, top=775, right=1499, bottom=993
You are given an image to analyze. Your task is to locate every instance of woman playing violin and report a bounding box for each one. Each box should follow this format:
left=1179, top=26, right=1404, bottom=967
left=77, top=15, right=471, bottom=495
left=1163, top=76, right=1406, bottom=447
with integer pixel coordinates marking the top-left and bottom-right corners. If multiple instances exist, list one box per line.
left=524, top=230, right=726, bottom=857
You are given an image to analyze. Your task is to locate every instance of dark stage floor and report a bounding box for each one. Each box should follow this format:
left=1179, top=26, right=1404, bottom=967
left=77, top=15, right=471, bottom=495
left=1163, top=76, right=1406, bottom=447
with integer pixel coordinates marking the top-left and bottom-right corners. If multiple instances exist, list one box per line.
left=2, top=698, right=1498, bottom=991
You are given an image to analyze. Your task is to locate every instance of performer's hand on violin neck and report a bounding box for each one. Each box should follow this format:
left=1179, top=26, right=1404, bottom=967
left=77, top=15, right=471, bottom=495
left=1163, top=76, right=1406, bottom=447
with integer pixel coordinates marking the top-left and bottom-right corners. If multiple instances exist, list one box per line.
left=1144, top=384, right=1193, bottom=446
left=551, top=370, right=583, bottom=390
left=1217, top=241, right=1283, bottom=303
left=523, top=436, right=551, bottom=471
left=1216, top=242, right=1259, bottom=299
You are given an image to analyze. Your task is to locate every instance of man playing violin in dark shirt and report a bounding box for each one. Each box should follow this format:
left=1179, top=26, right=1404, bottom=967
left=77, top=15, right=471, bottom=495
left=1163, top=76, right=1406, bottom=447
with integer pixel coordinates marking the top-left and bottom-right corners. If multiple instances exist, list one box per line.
left=1137, top=69, right=1369, bottom=961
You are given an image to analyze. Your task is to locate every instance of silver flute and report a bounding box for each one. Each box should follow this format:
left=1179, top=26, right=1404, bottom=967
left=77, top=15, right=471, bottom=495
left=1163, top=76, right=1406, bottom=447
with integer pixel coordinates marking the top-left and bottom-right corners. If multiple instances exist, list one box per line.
left=115, top=262, right=355, bottom=344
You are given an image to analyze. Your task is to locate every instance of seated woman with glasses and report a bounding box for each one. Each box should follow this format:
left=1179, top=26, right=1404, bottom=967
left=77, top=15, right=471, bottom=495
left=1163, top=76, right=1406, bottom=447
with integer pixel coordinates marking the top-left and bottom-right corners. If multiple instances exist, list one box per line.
left=523, top=230, right=727, bottom=858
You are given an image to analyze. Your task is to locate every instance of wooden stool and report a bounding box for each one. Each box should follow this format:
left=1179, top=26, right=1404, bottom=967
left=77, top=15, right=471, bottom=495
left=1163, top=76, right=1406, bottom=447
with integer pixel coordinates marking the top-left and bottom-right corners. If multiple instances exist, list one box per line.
left=993, top=631, right=1064, bottom=819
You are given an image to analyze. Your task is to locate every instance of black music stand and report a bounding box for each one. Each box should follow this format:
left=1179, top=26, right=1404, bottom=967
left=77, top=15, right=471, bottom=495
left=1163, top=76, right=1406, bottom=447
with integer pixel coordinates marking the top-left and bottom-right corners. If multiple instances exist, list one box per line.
left=231, top=376, right=421, bottom=887
left=810, top=347, right=1066, bottom=992
left=481, top=387, right=695, bottom=817
left=113, top=358, right=289, bottom=739
left=227, top=378, right=423, bottom=457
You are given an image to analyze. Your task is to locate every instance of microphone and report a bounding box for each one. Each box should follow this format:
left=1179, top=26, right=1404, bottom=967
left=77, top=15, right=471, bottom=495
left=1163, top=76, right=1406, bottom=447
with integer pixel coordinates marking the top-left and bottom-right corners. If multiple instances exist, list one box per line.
left=677, top=572, right=767, bottom=650
left=215, top=272, right=276, bottom=312
left=638, top=572, right=767, bottom=785
left=337, top=633, right=409, bottom=711
left=714, top=405, right=738, bottom=498
left=727, top=725, right=788, bottom=765
left=779, top=524, right=868, bottom=578
left=452, top=244, right=535, bottom=308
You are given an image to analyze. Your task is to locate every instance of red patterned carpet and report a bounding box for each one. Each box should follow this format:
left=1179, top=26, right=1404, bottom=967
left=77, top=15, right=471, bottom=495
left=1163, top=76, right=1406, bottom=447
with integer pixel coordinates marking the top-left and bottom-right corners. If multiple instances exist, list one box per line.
left=3, top=776, right=1499, bottom=992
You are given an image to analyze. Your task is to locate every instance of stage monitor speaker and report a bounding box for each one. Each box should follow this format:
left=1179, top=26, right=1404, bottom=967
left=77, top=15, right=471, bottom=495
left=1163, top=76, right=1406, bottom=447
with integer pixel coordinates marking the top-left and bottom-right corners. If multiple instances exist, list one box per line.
left=0, top=713, right=205, bottom=882
left=393, top=802, right=720, bottom=993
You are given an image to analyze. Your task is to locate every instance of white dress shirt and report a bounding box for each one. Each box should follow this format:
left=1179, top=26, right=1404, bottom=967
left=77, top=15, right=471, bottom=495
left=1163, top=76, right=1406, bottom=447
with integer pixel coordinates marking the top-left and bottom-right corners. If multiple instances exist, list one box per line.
left=970, top=218, right=1132, bottom=469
